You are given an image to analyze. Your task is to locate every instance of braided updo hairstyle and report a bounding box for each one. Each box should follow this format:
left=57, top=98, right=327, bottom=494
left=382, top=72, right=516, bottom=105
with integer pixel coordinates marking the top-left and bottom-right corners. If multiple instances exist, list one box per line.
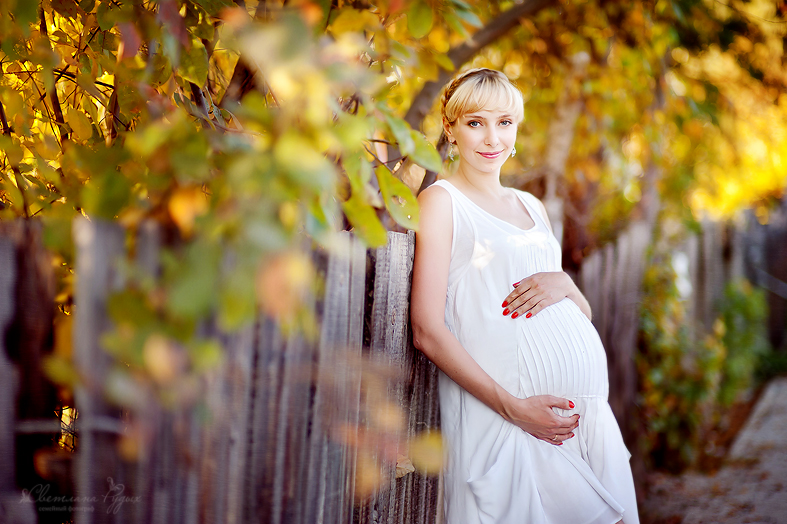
left=440, top=68, right=524, bottom=137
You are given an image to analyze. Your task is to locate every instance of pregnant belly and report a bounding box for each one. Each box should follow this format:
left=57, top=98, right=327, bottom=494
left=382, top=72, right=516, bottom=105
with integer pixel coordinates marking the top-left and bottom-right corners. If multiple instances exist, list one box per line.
left=516, top=299, right=609, bottom=399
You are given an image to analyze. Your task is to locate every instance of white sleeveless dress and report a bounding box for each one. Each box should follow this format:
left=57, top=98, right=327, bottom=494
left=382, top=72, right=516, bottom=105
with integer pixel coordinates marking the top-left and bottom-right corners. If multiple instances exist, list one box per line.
left=432, top=180, right=639, bottom=524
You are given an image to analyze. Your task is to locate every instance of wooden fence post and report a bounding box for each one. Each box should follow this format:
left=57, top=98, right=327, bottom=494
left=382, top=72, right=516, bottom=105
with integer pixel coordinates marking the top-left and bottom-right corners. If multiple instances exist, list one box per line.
left=0, top=238, right=17, bottom=494
left=579, top=221, right=651, bottom=441
left=0, top=235, right=37, bottom=523
left=73, top=218, right=127, bottom=523
left=365, top=231, right=440, bottom=524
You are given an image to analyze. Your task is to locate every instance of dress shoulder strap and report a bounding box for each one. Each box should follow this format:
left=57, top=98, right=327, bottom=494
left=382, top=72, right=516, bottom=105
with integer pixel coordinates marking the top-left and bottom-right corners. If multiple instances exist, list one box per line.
left=513, top=189, right=550, bottom=227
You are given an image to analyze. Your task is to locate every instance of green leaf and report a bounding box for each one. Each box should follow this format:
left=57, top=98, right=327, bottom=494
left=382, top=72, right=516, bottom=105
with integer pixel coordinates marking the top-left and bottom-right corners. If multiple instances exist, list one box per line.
left=450, top=0, right=472, bottom=8
left=384, top=115, right=415, bottom=155
left=444, top=12, right=469, bottom=38
left=167, top=241, right=220, bottom=319
left=409, top=130, right=442, bottom=172
left=407, top=1, right=433, bottom=40
left=179, top=40, right=209, bottom=86
left=43, top=355, right=79, bottom=386
left=433, top=53, right=455, bottom=72
left=190, top=0, right=234, bottom=15
left=170, top=132, right=211, bottom=181
left=218, top=269, right=257, bottom=330
left=125, top=122, right=173, bottom=158
left=13, top=0, right=39, bottom=34
left=96, top=1, right=118, bottom=30
left=453, top=8, right=483, bottom=28
left=342, top=193, right=387, bottom=247
left=189, top=340, right=223, bottom=371
left=81, top=168, right=132, bottom=219
left=343, top=154, right=372, bottom=194
left=274, top=131, right=335, bottom=191
left=375, top=166, right=419, bottom=231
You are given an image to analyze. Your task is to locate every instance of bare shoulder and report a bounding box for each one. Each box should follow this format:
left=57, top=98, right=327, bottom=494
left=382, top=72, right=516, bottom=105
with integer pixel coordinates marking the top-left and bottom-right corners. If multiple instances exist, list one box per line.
left=418, top=183, right=451, bottom=209
left=417, top=184, right=453, bottom=230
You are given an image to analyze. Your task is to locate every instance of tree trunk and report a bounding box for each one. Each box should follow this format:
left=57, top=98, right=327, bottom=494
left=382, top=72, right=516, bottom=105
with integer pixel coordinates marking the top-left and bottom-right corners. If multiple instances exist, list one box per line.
left=541, top=52, right=590, bottom=246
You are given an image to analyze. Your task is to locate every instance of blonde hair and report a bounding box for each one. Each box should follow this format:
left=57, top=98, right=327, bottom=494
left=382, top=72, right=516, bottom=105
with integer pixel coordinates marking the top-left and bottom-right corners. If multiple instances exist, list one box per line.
left=441, top=68, right=524, bottom=127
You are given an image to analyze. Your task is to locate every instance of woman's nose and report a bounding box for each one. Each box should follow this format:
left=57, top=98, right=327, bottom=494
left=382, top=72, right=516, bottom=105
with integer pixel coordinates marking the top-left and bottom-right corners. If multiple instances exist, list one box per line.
left=484, top=127, right=498, bottom=146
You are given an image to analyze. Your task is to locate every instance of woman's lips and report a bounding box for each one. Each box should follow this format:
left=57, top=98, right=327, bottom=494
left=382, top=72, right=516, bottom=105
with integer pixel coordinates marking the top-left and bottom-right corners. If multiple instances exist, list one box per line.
left=477, top=151, right=503, bottom=159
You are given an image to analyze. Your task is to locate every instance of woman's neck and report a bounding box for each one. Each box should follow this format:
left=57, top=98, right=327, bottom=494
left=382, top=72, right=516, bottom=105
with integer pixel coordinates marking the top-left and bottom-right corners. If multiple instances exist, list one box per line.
left=453, top=164, right=506, bottom=198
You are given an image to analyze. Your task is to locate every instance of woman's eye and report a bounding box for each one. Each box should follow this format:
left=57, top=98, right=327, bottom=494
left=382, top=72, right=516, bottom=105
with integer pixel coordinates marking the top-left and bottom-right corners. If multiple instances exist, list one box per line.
left=468, top=121, right=481, bottom=127
left=500, top=120, right=513, bottom=126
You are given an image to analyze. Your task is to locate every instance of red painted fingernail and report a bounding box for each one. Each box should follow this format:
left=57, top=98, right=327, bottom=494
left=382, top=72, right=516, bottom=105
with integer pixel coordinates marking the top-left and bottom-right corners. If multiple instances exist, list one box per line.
left=557, top=442, right=563, bottom=446
left=569, top=401, right=575, bottom=409
left=525, top=312, right=532, bottom=318
left=513, top=282, right=520, bottom=287
left=503, top=308, right=510, bottom=316
left=502, top=300, right=508, bottom=308
left=569, top=433, right=575, bottom=438
left=511, top=312, right=519, bottom=319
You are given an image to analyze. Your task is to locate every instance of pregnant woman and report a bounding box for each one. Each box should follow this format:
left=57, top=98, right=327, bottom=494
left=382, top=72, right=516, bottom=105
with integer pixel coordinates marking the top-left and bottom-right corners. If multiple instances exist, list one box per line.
left=410, top=68, right=639, bottom=524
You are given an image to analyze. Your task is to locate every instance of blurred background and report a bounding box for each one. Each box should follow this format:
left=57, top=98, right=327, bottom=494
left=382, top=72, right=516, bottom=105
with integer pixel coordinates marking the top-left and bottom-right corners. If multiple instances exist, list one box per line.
left=0, top=0, right=786, bottom=523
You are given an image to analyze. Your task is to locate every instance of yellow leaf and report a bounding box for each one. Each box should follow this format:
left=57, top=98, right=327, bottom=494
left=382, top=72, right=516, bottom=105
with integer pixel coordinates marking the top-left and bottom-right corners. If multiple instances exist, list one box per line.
left=143, top=334, right=185, bottom=384
left=355, top=451, right=384, bottom=497
left=66, top=106, right=93, bottom=142
left=54, top=313, right=73, bottom=359
left=256, top=252, right=314, bottom=321
left=408, top=431, right=443, bottom=474
left=330, top=8, right=379, bottom=34
left=0, top=136, right=23, bottom=165
left=168, top=186, right=209, bottom=235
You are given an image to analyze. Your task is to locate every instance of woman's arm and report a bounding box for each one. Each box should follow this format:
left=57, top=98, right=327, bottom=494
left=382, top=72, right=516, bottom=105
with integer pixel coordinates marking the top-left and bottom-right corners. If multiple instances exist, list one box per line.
left=411, top=186, right=579, bottom=445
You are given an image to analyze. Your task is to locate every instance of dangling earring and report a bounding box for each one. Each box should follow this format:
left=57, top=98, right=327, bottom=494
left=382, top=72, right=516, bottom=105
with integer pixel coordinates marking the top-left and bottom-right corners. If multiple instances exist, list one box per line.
left=511, top=147, right=516, bottom=158
left=448, top=142, right=456, bottom=161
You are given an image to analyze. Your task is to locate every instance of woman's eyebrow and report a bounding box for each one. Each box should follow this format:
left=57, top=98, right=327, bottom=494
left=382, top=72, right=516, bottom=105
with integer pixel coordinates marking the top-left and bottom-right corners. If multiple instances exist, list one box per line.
left=463, top=113, right=513, bottom=119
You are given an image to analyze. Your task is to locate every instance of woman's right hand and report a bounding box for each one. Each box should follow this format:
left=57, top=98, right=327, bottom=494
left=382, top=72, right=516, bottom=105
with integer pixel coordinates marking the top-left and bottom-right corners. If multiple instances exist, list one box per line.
left=501, top=395, right=580, bottom=445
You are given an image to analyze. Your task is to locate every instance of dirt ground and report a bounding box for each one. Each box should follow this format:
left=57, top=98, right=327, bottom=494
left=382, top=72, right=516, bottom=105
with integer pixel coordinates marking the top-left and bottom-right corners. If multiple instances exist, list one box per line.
left=639, top=377, right=787, bottom=524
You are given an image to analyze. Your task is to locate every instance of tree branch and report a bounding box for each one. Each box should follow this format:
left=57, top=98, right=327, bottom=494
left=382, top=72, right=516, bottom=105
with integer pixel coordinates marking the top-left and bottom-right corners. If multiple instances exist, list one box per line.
left=406, top=0, right=557, bottom=192
left=0, top=100, right=29, bottom=218
left=403, top=0, right=557, bottom=130
left=39, top=7, right=70, bottom=143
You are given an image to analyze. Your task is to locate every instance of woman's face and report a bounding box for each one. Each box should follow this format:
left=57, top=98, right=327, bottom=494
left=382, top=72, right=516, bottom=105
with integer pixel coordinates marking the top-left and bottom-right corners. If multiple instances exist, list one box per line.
left=445, top=107, right=518, bottom=175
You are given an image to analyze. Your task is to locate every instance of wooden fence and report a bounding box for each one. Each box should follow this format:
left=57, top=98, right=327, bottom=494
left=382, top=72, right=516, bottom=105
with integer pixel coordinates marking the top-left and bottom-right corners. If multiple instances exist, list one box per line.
left=0, top=212, right=758, bottom=523
left=0, top=220, right=440, bottom=524
left=579, top=217, right=748, bottom=442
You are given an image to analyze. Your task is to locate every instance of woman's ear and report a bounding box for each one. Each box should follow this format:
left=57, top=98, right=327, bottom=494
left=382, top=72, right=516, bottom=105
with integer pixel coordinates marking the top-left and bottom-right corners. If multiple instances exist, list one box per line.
left=443, top=119, right=454, bottom=144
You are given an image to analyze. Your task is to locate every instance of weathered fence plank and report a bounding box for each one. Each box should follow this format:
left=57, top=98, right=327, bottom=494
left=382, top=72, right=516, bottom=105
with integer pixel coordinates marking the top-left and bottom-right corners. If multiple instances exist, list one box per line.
left=73, top=218, right=128, bottom=523
left=0, top=235, right=36, bottom=523
left=0, top=237, right=17, bottom=495
left=363, top=231, right=441, bottom=524
left=579, top=221, right=651, bottom=440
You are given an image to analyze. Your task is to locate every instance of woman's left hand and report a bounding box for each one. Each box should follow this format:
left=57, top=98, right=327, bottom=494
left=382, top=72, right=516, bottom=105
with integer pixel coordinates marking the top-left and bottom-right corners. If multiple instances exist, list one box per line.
left=501, top=271, right=590, bottom=320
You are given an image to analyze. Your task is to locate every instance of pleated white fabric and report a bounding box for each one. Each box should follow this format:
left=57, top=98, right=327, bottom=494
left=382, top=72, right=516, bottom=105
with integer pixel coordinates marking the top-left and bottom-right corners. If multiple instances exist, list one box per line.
left=432, top=180, right=639, bottom=524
